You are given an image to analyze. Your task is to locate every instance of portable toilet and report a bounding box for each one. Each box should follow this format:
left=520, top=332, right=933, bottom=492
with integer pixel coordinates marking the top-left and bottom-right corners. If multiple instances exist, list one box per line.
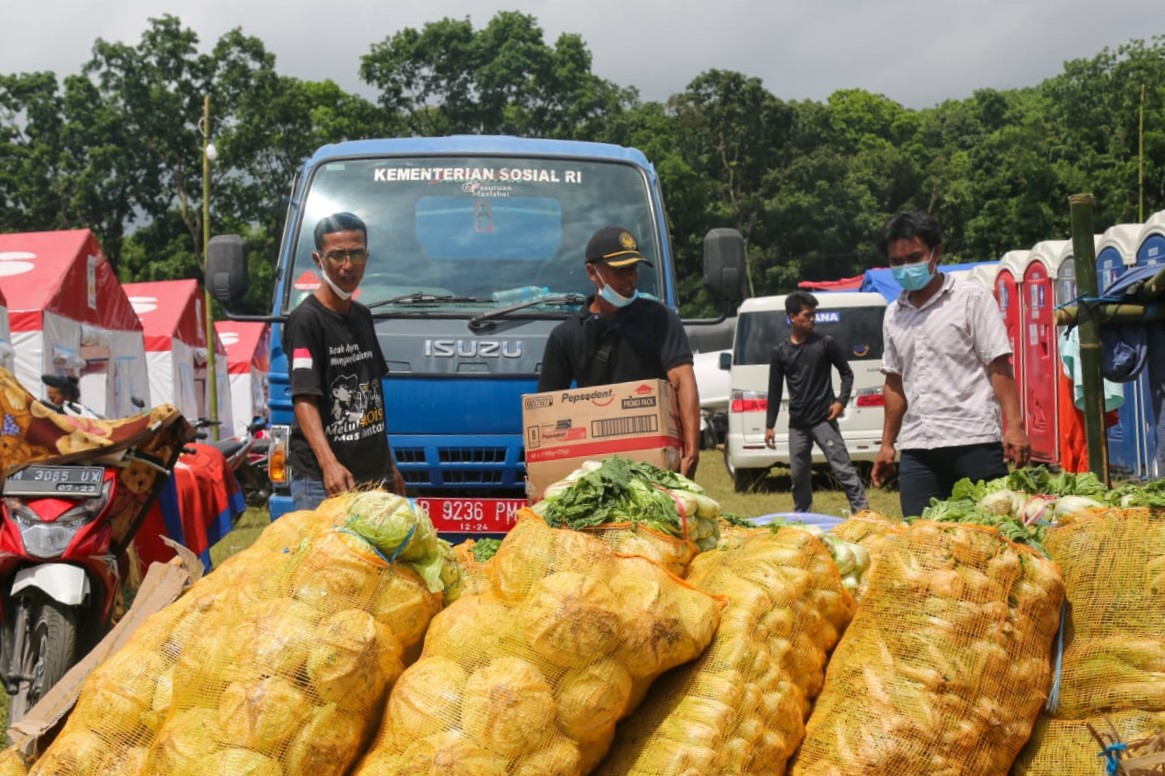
left=1095, top=224, right=1143, bottom=478
left=1135, top=210, right=1165, bottom=478
left=966, top=263, right=999, bottom=290
left=1021, top=240, right=1069, bottom=464
left=995, top=251, right=1030, bottom=427
left=1138, top=210, right=1165, bottom=269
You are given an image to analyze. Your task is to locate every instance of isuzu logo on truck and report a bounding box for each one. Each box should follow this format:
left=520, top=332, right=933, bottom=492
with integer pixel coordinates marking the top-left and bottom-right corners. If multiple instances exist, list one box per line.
left=424, top=340, right=523, bottom=358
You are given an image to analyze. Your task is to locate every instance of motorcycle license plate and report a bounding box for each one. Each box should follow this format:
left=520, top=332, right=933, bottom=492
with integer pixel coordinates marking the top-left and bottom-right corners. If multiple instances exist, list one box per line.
left=414, top=497, right=527, bottom=535
left=3, top=466, right=105, bottom=497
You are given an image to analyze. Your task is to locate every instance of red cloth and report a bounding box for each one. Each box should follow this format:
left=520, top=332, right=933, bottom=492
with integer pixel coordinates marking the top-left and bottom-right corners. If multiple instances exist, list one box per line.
left=1056, top=371, right=1122, bottom=473
left=797, top=274, right=865, bottom=291
left=133, top=444, right=242, bottom=571
left=1057, top=372, right=1088, bottom=473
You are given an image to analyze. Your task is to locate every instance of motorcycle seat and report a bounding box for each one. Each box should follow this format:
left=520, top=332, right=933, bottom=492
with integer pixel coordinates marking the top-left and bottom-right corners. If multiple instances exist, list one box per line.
left=210, top=439, right=247, bottom=460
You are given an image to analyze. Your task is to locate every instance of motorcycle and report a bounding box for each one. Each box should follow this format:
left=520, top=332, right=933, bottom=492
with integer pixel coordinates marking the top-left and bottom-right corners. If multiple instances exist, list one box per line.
left=204, top=417, right=270, bottom=509
left=0, top=403, right=192, bottom=724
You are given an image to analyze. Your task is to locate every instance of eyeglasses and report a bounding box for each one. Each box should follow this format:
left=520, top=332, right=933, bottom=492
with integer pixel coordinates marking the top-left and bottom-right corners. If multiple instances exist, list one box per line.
left=321, top=248, right=369, bottom=265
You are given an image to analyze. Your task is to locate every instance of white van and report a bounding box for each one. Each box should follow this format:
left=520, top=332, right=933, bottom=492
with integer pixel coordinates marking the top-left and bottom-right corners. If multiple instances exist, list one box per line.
left=721, top=292, right=888, bottom=491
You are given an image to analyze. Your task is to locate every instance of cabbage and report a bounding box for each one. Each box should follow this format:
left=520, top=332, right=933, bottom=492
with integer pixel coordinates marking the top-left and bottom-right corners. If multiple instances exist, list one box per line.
left=346, top=491, right=437, bottom=563
left=345, top=491, right=448, bottom=593
left=1052, top=495, right=1105, bottom=517
left=977, top=489, right=1020, bottom=517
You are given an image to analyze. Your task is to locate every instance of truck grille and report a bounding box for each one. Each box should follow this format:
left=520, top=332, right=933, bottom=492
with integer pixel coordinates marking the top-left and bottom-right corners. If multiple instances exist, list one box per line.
left=438, top=447, right=507, bottom=464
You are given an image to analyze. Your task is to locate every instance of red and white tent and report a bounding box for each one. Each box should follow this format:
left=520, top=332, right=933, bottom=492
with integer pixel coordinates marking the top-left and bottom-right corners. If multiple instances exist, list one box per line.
left=125, top=279, right=232, bottom=433
left=0, top=285, right=13, bottom=374
left=0, top=230, right=148, bottom=417
left=215, top=321, right=270, bottom=437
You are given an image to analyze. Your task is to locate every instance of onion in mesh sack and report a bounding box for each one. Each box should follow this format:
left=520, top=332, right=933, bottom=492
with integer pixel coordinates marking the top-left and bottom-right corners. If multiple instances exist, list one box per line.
left=517, top=571, right=622, bottom=669
left=26, top=730, right=111, bottom=776
left=385, top=657, right=468, bottom=742
left=283, top=703, right=365, bottom=776
left=461, top=657, right=557, bottom=757
left=423, top=595, right=517, bottom=669
left=201, top=748, right=283, bottom=776
left=512, top=737, right=584, bottom=776
left=217, top=675, right=306, bottom=752
left=306, top=608, right=404, bottom=713
left=288, top=530, right=384, bottom=607
left=556, top=659, right=634, bottom=741
left=395, top=731, right=509, bottom=775
left=147, top=708, right=225, bottom=772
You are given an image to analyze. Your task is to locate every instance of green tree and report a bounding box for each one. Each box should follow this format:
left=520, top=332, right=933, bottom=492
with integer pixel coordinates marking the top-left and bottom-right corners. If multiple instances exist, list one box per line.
left=360, top=12, right=632, bottom=139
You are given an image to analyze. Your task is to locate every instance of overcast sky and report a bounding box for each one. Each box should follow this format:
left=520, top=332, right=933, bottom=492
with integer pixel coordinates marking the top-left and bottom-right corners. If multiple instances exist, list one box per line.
left=1, top=0, right=1158, bottom=109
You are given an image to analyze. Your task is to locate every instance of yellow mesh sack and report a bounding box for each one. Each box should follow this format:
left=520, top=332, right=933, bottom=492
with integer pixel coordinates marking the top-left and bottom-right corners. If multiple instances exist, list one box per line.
left=30, top=494, right=442, bottom=776
left=1044, top=509, right=1165, bottom=719
left=451, top=540, right=492, bottom=599
left=1011, top=710, right=1165, bottom=775
left=582, top=521, right=699, bottom=577
left=597, top=526, right=856, bottom=775
left=789, top=520, right=1065, bottom=776
left=0, top=747, right=28, bottom=776
left=831, top=511, right=907, bottom=602
left=354, top=511, right=723, bottom=775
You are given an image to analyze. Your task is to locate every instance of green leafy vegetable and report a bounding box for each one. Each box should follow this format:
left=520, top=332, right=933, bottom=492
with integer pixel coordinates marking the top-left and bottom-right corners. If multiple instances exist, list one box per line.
left=470, top=538, right=502, bottom=563
left=534, top=456, right=721, bottom=551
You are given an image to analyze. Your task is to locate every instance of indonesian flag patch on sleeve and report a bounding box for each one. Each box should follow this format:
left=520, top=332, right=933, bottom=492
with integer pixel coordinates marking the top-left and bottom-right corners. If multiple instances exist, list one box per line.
left=292, top=348, right=313, bottom=371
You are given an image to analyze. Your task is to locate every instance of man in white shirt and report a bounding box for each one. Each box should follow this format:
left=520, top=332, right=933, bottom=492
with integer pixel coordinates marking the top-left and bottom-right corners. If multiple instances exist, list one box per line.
left=870, top=211, right=1030, bottom=517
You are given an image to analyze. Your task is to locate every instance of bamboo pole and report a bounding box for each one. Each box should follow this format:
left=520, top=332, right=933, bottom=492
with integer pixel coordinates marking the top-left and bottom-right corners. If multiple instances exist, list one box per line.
left=1056, top=302, right=1165, bottom=326
left=1068, top=194, right=1109, bottom=484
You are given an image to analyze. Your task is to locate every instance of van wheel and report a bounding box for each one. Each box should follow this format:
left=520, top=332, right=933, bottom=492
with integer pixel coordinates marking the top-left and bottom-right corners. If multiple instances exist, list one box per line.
left=732, top=468, right=767, bottom=493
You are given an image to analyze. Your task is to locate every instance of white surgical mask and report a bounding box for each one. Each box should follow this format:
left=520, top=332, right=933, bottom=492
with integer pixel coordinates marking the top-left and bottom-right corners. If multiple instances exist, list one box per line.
left=598, top=281, right=638, bottom=308
left=318, top=263, right=353, bottom=301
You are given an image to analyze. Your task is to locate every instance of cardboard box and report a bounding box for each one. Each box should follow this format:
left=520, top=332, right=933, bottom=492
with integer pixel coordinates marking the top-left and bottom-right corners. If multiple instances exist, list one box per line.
left=8, top=539, right=203, bottom=759
left=523, top=379, right=682, bottom=500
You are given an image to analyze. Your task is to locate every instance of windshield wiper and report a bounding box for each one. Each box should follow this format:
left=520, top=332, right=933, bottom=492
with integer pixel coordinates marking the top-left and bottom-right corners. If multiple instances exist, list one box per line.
left=468, top=294, right=587, bottom=331
left=367, top=292, right=484, bottom=310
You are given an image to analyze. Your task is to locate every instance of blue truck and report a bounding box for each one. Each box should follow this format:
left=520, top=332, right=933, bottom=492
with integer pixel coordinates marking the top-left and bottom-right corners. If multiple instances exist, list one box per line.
left=207, top=135, right=744, bottom=537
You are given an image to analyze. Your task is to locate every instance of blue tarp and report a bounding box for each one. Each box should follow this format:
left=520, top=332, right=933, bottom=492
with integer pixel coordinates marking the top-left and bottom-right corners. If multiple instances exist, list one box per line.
left=1094, top=264, right=1165, bottom=476
left=860, top=262, right=996, bottom=303
left=749, top=512, right=846, bottom=529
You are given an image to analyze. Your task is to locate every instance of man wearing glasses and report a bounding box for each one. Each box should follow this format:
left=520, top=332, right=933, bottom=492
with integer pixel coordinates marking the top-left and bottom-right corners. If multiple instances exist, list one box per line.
left=870, top=210, right=1029, bottom=517
left=282, top=212, right=405, bottom=509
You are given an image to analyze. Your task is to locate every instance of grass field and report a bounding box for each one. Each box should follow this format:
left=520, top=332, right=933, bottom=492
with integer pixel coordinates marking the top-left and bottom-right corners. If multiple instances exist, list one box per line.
left=2, top=448, right=903, bottom=739
left=211, top=448, right=906, bottom=568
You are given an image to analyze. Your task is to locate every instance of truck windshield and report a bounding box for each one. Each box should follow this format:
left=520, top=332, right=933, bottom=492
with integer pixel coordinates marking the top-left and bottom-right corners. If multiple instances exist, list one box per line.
left=283, top=156, right=663, bottom=312
left=734, top=306, right=886, bottom=365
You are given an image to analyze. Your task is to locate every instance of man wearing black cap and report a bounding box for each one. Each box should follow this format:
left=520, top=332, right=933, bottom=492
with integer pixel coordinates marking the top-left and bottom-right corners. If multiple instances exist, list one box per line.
left=538, top=226, right=700, bottom=477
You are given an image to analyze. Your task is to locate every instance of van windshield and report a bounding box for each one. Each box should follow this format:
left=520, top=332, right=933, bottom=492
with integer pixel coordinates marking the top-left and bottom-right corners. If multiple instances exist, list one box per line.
left=734, top=306, right=885, bottom=365
left=283, top=156, right=663, bottom=312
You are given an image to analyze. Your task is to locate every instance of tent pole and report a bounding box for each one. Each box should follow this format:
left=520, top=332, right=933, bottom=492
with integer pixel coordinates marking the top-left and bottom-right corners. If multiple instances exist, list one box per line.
left=201, top=94, right=220, bottom=441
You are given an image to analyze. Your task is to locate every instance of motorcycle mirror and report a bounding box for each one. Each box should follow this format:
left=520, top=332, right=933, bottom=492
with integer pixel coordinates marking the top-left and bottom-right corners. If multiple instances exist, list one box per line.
left=131, top=396, right=145, bottom=409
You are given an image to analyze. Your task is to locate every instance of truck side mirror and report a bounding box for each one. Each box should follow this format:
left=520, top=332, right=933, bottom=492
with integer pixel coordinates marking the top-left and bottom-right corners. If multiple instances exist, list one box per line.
left=206, top=234, right=248, bottom=306
left=719, top=351, right=732, bottom=371
left=703, top=228, right=747, bottom=303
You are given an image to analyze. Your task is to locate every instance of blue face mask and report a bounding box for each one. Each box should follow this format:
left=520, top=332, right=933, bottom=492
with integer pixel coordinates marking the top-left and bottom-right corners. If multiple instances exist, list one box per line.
left=598, top=282, right=638, bottom=309
left=892, top=254, right=935, bottom=291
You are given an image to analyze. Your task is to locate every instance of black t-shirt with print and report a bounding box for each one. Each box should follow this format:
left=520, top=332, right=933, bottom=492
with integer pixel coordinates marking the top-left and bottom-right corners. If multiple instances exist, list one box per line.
left=282, top=295, right=391, bottom=484
left=537, top=296, right=693, bottom=390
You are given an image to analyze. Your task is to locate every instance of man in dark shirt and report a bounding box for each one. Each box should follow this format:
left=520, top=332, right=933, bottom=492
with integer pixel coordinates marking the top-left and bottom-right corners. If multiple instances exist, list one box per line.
left=764, top=291, right=869, bottom=513
left=538, top=226, right=700, bottom=477
left=282, top=212, right=404, bottom=510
